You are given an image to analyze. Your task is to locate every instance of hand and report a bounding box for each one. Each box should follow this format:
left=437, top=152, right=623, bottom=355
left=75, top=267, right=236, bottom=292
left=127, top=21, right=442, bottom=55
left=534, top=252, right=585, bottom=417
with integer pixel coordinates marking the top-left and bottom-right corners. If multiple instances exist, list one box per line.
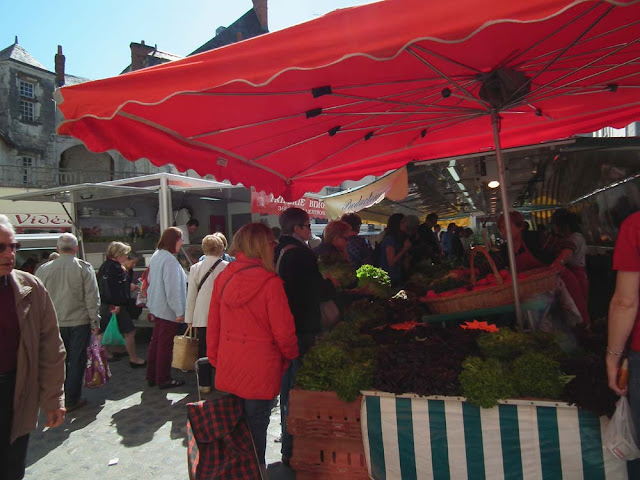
left=606, top=354, right=628, bottom=396
left=130, top=283, right=139, bottom=292
left=176, top=315, right=185, bottom=323
left=44, top=408, right=65, bottom=428
left=91, top=328, right=101, bottom=336
left=109, top=305, right=120, bottom=314
left=403, top=239, right=412, bottom=251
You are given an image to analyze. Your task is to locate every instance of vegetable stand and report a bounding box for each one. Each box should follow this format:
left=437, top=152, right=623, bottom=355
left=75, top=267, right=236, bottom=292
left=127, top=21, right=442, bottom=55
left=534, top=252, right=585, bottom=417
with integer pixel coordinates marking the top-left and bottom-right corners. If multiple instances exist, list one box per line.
left=360, top=391, right=634, bottom=480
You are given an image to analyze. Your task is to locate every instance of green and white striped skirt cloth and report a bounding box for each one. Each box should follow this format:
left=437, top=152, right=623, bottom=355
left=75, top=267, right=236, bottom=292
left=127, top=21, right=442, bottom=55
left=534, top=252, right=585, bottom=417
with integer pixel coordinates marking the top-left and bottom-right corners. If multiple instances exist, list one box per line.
left=361, top=392, right=635, bottom=479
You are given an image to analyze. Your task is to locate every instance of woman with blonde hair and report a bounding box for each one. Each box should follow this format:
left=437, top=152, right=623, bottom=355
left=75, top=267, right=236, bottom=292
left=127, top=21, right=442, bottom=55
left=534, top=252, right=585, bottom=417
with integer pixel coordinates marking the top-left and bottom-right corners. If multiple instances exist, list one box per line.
left=185, top=235, right=228, bottom=394
left=97, top=241, right=145, bottom=366
left=207, top=223, right=298, bottom=472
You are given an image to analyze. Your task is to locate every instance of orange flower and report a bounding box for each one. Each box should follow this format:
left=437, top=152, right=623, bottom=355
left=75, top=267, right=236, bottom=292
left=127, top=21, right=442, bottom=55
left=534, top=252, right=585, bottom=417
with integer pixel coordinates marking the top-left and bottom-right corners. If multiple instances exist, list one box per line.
left=460, top=320, right=499, bottom=333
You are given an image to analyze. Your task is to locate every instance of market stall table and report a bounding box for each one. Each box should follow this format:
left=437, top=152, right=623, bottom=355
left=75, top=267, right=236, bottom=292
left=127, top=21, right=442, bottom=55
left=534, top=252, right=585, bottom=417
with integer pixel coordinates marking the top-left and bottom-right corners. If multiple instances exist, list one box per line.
left=361, top=391, right=634, bottom=479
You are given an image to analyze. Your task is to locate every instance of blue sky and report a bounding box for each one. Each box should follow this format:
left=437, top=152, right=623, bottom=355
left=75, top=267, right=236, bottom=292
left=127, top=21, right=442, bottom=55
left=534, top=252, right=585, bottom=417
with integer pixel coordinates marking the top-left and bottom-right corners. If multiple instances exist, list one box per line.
left=1, top=0, right=375, bottom=80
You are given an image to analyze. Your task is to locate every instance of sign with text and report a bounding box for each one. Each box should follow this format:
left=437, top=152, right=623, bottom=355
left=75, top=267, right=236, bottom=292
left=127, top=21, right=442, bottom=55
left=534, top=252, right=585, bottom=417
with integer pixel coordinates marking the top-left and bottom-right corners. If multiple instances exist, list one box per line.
left=323, top=167, right=408, bottom=219
left=251, top=192, right=326, bottom=219
left=8, top=213, right=73, bottom=229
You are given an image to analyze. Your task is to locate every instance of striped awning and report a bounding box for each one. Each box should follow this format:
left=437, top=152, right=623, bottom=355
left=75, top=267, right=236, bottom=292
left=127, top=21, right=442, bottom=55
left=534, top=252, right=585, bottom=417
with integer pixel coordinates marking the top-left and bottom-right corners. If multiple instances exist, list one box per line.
left=361, top=392, right=633, bottom=479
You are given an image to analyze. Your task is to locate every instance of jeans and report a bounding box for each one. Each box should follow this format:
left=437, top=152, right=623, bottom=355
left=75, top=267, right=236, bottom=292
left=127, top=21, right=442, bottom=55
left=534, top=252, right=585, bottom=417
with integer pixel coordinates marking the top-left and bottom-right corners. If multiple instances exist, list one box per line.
left=243, top=398, right=273, bottom=465
left=59, top=324, right=91, bottom=407
left=146, top=317, right=180, bottom=385
left=279, top=358, right=300, bottom=460
left=0, top=373, right=29, bottom=480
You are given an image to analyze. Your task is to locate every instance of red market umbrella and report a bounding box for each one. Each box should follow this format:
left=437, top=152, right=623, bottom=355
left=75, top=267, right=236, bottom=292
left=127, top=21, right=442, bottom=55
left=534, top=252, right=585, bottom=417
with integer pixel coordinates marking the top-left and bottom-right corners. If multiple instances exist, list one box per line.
left=55, top=0, right=640, bottom=201
left=55, top=0, right=640, bottom=322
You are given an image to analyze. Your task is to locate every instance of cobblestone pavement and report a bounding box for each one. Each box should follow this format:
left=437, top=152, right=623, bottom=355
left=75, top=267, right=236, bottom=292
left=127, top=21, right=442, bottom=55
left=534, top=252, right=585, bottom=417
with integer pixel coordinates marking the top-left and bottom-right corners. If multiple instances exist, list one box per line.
left=25, top=342, right=293, bottom=480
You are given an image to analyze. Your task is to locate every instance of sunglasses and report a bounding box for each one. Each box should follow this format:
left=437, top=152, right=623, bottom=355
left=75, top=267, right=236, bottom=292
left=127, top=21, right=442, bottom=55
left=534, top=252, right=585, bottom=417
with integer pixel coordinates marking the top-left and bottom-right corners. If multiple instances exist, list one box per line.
left=299, top=223, right=311, bottom=229
left=0, top=242, right=20, bottom=253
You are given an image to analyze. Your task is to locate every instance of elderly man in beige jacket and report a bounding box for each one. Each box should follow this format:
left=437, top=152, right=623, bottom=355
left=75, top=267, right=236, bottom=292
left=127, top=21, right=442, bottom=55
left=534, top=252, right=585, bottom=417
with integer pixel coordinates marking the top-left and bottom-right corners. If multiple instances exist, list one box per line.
left=36, top=232, right=100, bottom=413
left=0, top=215, right=65, bottom=480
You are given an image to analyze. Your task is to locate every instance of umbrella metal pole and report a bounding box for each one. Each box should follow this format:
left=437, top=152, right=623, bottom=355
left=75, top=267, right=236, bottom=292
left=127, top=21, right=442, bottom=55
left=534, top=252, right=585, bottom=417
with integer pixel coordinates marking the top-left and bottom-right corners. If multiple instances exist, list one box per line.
left=491, top=110, right=523, bottom=328
left=158, top=175, right=173, bottom=233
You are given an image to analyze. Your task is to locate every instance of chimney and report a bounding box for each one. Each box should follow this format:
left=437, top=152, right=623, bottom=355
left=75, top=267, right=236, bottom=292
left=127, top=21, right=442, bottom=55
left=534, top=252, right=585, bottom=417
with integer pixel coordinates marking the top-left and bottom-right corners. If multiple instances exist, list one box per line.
left=252, top=0, right=268, bottom=31
left=130, top=40, right=154, bottom=72
left=55, top=45, right=65, bottom=87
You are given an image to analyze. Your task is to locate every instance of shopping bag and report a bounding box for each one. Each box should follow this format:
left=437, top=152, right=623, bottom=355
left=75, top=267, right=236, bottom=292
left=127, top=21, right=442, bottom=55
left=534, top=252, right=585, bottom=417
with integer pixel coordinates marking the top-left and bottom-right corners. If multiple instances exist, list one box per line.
left=135, top=267, right=150, bottom=308
left=84, top=334, right=111, bottom=388
left=172, top=325, right=199, bottom=371
left=102, top=312, right=126, bottom=346
left=603, top=395, right=640, bottom=461
left=186, top=395, right=263, bottom=480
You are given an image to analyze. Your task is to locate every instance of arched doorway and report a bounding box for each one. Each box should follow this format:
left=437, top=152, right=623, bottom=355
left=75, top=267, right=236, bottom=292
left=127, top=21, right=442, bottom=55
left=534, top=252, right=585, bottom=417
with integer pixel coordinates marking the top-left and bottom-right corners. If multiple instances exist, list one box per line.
left=59, top=145, right=114, bottom=184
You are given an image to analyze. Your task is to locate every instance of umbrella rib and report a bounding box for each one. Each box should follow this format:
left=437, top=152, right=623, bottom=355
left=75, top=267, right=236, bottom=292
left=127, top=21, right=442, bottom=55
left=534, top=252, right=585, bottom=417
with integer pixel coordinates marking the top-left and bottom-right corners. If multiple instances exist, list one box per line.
left=512, top=18, right=640, bottom=70
left=513, top=39, right=640, bottom=107
left=331, top=93, right=482, bottom=112
left=116, top=112, right=289, bottom=181
left=519, top=52, right=640, bottom=107
left=506, top=1, right=604, bottom=69
left=408, top=44, right=484, bottom=74
left=503, top=4, right=616, bottom=108
left=189, top=111, right=305, bottom=139
left=406, top=47, right=491, bottom=110
left=293, top=112, right=487, bottom=181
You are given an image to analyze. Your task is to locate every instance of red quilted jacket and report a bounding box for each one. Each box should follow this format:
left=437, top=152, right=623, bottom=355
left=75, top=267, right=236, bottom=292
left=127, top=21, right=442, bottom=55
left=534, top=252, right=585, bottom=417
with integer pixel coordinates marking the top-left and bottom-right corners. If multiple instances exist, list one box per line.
left=207, top=254, right=299, bottom=400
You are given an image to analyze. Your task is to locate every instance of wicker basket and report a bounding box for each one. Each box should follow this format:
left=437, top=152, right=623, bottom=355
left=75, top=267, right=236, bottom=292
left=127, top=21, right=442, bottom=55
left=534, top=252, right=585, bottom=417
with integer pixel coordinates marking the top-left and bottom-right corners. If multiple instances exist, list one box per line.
left=422, top=247, right=559, bottom=315
left=171, top=325, right=199, bottom=371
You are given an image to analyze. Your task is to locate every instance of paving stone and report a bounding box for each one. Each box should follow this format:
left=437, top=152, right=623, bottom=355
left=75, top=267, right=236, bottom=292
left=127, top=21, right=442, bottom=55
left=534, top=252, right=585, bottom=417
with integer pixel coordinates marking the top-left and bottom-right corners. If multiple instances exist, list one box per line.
left=25, top=342, right=290, bottom=479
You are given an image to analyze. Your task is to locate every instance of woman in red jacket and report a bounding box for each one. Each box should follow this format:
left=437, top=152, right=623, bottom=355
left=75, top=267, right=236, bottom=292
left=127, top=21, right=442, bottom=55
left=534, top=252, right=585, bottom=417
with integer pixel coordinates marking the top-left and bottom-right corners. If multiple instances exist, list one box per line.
left=207, top=223, right=299, bottom=470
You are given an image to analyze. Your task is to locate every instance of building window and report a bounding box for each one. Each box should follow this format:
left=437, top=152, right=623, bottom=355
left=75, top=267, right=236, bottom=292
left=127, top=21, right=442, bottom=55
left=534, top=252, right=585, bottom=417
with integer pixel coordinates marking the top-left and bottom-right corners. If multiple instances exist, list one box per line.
left=19, top=100, right=35, bottom=122
left=19, top=80, right=35, bottom=98
left=20, top=157, right=34, bottom=185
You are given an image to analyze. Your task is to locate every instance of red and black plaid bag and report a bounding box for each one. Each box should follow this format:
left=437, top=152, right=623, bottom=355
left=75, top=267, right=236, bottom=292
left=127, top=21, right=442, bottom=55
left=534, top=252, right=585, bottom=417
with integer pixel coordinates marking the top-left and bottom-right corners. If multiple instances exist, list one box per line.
left=186, top=395, right=262, bottom=480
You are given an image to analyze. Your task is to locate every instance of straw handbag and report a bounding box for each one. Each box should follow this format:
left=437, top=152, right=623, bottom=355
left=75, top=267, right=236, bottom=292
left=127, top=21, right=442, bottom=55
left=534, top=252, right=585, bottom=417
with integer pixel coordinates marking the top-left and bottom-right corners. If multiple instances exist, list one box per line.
left=172, top=325, right=199, bottom=371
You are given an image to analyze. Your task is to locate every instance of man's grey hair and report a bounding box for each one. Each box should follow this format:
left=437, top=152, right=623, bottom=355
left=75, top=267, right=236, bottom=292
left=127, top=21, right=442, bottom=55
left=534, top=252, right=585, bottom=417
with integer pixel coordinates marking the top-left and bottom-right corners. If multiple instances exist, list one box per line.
left=0, top=215, right=15, bottom=234
left=57, top=233, right=78, bottom=253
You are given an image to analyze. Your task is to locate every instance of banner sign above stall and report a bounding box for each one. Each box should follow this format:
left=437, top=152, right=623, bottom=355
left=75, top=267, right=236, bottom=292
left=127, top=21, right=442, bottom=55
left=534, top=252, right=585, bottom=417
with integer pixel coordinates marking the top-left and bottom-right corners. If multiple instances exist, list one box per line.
left=251, top=191, right=326, bottom=219
left=323, top=167, right=408, bottom=219
left=8, top=213, right=73, bottom=229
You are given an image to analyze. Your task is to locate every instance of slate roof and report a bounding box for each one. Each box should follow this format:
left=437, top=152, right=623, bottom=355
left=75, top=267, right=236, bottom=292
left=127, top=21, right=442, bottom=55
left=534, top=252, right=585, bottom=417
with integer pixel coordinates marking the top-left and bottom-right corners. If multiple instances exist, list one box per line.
left=120, top=48, right=183, bottom=74
left=0, top=43, right=48, bottom=71
left=64, top=74, right=91, bottom=86
left=190, top=8, right=267, bottom=55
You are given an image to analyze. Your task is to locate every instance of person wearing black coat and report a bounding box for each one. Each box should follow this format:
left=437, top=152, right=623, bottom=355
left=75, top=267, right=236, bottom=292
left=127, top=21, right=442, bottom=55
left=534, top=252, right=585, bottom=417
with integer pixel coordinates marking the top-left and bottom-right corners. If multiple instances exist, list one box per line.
left=274, top=207, right=336, bottom=466
left=97, top=242, right=146, bottom=367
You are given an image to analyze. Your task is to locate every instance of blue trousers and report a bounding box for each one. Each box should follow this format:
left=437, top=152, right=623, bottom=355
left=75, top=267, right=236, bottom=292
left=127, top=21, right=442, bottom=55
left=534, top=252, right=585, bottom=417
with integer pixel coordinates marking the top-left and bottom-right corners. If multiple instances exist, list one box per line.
left=243, top=398, right=273, bottom=465
left=59, top=324, right=91, bottom=407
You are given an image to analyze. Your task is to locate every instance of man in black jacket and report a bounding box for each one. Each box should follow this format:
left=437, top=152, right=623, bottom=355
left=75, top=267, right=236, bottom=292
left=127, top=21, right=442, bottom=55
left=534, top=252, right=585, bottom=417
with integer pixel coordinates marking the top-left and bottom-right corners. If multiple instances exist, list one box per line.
left=275, top=207, right=336, bottom=465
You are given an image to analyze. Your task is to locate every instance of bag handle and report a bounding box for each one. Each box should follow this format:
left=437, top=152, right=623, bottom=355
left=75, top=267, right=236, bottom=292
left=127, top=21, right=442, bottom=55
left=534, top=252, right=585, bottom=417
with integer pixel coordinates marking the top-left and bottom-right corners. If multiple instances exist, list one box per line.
left=220, top=265, right=260, bottom=300
left=197, top=258, right=223, bottom=292
left=470, top=246, right=503, bottom=286
left=184, top=324, right=197, bottom=339
left=275, top=244, right=298, bottom=276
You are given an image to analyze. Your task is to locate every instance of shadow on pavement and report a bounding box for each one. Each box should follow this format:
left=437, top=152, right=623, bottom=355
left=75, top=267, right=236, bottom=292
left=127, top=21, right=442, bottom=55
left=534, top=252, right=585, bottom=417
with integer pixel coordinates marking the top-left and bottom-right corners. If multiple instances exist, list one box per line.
left=26, top=401, right=104, bottom=467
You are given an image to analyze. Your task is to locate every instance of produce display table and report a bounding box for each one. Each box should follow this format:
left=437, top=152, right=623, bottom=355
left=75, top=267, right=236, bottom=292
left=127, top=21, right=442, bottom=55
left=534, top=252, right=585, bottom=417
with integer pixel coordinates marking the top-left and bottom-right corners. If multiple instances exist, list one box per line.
left=421, top=299, right=548, bottom=325
left=360, top=391, right=632, bottom=479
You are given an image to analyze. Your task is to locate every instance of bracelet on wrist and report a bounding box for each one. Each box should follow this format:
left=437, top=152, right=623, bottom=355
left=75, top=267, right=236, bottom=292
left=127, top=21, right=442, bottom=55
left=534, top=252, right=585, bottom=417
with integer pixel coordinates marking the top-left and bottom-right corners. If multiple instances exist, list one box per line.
left=607, top=347, right=625, bottom=356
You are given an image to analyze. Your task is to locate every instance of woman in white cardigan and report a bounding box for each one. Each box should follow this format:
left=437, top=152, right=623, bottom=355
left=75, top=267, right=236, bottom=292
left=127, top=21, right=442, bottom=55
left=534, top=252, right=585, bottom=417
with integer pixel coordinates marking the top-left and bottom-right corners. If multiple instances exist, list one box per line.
left=185, top=234, right=229, bottom=393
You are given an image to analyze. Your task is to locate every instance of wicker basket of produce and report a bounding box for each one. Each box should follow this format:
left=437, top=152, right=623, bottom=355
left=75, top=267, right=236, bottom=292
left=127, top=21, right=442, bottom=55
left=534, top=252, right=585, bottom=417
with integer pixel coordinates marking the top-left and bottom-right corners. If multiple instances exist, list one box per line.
left=421, top=247, right=559, bottom=315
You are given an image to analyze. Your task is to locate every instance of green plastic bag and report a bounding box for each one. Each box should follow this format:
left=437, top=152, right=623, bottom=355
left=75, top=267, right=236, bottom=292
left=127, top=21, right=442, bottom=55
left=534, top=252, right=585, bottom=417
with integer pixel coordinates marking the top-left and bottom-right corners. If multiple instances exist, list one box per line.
left=102, top=312, right=125, bottom=346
